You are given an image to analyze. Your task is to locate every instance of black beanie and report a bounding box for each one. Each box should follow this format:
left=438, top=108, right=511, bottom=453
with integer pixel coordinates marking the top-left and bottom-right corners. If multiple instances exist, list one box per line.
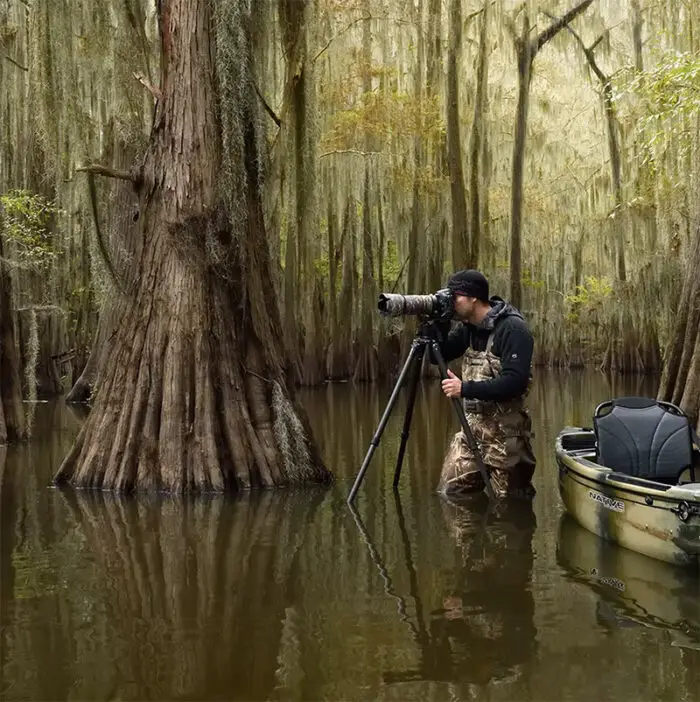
left=447, top=269, right=489, bottom=302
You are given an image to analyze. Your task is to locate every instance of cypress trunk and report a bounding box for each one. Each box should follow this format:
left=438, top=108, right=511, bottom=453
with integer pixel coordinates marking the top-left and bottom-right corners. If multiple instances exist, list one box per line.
left=0, top=232, right=25, bottom=443
left=55, top=0, right=330, bottom=492
left=658, top=224, right=700, bottom=432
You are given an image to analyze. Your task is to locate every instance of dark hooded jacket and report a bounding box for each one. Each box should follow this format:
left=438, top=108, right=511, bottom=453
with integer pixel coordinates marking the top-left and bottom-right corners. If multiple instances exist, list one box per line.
left=437, top=296, right=533, bottom=402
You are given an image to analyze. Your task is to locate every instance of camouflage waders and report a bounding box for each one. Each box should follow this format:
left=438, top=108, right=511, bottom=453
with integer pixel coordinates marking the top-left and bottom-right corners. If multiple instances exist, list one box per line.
left=438, top=335, right=536, bottom=498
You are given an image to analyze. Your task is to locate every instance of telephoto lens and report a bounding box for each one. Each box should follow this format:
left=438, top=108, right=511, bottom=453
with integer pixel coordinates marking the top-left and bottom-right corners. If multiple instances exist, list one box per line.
left=377, top=288, right=454, bottom=320
left=377, top=293, right=439, bottom=317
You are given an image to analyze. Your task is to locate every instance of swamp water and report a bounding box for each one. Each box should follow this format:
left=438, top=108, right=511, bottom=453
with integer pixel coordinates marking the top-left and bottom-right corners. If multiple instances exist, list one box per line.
left=1, top=370, right=698, bottom=701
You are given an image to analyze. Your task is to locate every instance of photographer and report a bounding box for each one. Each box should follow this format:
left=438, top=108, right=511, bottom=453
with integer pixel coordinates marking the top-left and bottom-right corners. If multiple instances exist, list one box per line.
left=435, top=269, right=536, bottom=498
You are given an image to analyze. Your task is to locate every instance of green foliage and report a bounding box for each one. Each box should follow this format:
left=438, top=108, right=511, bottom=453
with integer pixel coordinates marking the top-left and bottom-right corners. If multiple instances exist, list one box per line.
left=323, top=89, right=445, bottom=151
left=613, top=51, right=700, bottom=163
left=522, top=269, right=545, bottom=290
left=0, top=190, right=61, bottom=268
left=565, top=276, right=613, bottom=323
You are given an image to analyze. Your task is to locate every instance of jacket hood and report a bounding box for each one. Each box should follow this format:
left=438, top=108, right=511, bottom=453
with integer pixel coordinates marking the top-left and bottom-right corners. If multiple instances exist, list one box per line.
left=476, top=296, right=523, bottom=330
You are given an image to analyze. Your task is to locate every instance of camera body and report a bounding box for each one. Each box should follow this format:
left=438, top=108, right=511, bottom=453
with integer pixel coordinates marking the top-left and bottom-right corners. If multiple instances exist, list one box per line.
left=377, top=288, right=454, bottom=321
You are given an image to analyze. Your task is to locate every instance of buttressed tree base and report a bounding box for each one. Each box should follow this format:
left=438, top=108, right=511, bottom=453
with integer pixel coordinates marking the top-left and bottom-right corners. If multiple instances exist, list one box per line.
left=55, top=0, right=331, bottom=492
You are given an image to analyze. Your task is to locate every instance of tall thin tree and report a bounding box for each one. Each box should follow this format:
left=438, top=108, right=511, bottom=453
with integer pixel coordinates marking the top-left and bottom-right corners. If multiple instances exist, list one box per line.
left=446, top=0, right=469, bottom=270
left=0, top=231, right=25, bottom=443
left=507, top=0, right=595, bottom=308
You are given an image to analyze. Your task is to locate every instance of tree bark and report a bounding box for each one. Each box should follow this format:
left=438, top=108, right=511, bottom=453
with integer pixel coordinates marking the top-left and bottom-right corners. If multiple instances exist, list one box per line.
left=54, top=0, right=331, bottom=492
left=631, top=0, right=644, bottom=72
left=327, top=200, right=355, bottom=379
left=407, top=0, right=425, bottom=294
left=355, top=3, right=377, bottom=382
left=509, top=29, right=532, bottom=309
left=657, top=224, right=700, bottom=432
left=446, top=0, right=469, bottom=270
left=508, top=0, right=595, bottom=308
left=468, top=1, right=490, bottom=269
left=0, top=233, right=25, bottom=443
left=563, top=25, right=627, bottom=282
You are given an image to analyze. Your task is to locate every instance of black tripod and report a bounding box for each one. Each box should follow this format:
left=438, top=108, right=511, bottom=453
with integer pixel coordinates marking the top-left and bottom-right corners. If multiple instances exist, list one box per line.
left=347, top=319, right=495, bottom=503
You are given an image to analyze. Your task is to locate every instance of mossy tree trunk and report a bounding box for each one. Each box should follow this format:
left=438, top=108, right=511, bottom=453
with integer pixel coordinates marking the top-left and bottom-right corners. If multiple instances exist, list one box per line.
left=55, top=0, right=331, bottom=492
left=468, top=1, right=490, bottom=269
left=657, top=224, right=700, bottom=432
left=446, top=0, right=468, bottom=271
left=0, top=232, right=25, bottom=443
left=354, top=3, right=377, bottom=382
left=407, top=0, right=425, bottom=295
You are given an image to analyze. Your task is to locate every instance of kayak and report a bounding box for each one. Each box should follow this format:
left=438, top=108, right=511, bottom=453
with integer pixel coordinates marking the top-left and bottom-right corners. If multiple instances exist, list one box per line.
left=555, top=397, right=700, bottom=568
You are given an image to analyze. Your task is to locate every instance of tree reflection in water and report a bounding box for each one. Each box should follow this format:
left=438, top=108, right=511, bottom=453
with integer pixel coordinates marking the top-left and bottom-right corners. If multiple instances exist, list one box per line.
left=57, top=487, right=326, bottom=701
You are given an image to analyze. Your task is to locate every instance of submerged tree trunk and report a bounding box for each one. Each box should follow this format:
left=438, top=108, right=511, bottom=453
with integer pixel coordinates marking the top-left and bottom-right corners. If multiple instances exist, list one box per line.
left=0, top=234, right=25, bottom=443
left=355, top=4, right=377, bottom=382
left=657, top=225, right=700, bottom=432
left=55, top=0, right=331, bottom=492
left=67, top=131, right=144, bottom=404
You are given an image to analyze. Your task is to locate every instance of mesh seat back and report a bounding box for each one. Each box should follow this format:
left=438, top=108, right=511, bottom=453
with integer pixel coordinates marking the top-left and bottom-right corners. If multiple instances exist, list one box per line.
left=593, top=397, right=692, bottom=482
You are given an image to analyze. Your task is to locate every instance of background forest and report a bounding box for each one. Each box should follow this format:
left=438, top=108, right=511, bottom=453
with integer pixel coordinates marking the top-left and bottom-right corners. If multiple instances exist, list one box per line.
left=1, top=0, right=698, bottom=403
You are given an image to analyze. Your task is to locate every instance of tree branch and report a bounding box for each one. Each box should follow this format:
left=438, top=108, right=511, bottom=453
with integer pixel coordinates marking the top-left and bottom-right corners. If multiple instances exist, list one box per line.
left=543, top=11, right=608, bottom=84
left=313, top=14, right=371, bottom=63
left=534, top=0, right=596, bottom=53
left=589, top=33, right=605, bottom=52
left=254, top=83, right=281, bottom=127
left=4, top=55, right=28, bottom=72
left=76, top=163, right=138, bottom=184
left=319, top=149, right=382, bottom=159
left=132, top=71, right=162, bottom=100
left=312, top=14, right=416, bottom=63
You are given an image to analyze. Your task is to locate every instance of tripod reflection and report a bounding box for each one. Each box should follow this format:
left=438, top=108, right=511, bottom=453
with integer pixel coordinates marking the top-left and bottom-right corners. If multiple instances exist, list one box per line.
left=350, top=493, right=538, bottom=688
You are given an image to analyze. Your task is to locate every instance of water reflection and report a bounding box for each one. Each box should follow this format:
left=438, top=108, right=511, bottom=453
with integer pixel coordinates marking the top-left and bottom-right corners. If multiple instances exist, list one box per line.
left=557, top=514, right=700, bottom=650
left=3, top=373, right=699, bottom=702
left=2, top=477, right=326, bottom=701
left=433, top=496, right=537, bottom=685
left=360, top=494, right=537, bottom=688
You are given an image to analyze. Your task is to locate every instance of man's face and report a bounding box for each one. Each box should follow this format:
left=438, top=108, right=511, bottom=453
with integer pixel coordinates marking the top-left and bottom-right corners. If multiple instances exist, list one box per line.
left=453, top=294, right=476, bottom=321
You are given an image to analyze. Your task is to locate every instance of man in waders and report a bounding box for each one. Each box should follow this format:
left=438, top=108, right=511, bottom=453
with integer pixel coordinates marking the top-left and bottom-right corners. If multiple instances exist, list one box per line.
left=436, top=269, right=536, bottom=498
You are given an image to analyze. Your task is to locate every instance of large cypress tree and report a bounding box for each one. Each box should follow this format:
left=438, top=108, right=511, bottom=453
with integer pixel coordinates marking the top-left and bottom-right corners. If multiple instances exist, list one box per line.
left=55, top=0, right=331, bottom=491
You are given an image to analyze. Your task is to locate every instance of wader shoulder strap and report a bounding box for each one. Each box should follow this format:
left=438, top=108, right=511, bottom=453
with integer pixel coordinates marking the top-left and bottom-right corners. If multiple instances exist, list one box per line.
left=485, top=332, right=495, bottom=355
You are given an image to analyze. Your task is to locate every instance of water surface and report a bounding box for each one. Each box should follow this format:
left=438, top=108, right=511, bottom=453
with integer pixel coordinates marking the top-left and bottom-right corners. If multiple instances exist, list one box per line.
left=1, top=371, right=698, bottom=701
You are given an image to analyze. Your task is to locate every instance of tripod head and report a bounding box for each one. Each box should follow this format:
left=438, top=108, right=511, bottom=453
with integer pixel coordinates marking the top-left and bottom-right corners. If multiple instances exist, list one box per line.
left=413, top=317, right=449, bottom=347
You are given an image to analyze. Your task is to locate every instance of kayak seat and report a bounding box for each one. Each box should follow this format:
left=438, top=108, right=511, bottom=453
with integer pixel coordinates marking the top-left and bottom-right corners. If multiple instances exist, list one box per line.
left=593, top=397, right=695, bottom=485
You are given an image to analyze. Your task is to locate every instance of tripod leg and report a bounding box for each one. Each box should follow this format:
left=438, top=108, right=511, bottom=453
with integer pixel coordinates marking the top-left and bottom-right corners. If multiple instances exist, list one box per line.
left=430, top=341, right=496, bottom=500
left=347, top=342, right=421, bottom=504
left=392, top=344, right=425, bottom=488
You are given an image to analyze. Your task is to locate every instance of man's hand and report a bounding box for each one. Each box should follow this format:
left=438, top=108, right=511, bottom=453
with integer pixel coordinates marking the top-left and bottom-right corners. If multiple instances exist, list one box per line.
left=441, top=369, right=462, bottom=399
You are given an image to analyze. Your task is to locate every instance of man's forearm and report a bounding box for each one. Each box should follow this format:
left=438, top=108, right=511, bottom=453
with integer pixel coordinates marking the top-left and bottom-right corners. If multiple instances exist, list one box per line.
left=461, top=372, right=529, bottom=402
